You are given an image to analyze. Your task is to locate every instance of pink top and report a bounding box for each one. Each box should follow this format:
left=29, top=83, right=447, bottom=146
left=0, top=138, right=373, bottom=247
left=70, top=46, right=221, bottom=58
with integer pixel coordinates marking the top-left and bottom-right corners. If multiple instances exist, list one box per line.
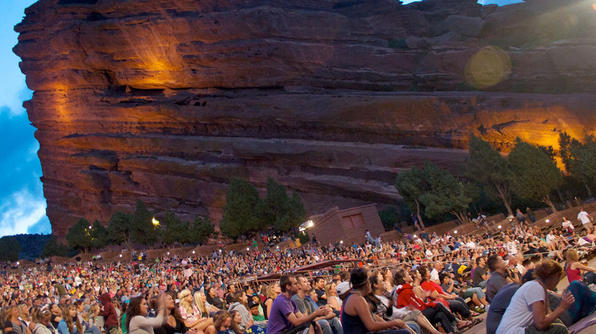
left=566, top=262, right=582, bottom=283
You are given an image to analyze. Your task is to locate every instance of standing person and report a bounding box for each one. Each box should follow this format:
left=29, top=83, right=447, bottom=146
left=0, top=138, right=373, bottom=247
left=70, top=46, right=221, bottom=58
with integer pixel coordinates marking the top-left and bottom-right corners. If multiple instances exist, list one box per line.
left=341, top=268, right=411, bottom=334
left=496, top=260, right=574, bottom=334
left=99, top=294, right=119, bottom=334
left=266, top=275, right=330, bottom=334
left=577, top=208, right=593, bottom=234
left=126, top=296, right=167, bottom=334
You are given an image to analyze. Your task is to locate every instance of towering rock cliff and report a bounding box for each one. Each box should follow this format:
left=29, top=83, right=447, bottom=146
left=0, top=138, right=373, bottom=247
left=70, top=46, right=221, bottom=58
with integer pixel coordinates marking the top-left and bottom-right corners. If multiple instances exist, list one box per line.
left=14, top=0, right=596, bottom=237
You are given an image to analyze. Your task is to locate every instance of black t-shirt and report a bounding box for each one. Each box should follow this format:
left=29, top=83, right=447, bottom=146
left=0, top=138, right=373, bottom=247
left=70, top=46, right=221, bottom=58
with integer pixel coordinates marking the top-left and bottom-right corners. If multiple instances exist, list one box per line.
left=315, top=289, right=327, bottom=306
left=473, top=267, right=487, bottom=286
left=207, top=295, right=224, bottom=309
left=155, top=317, right=187, bottom=334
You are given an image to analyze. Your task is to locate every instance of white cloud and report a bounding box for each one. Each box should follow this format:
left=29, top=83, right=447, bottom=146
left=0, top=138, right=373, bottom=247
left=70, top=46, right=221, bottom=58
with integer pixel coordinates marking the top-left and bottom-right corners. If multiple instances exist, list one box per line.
left=0, top=187, right=47, bottom=236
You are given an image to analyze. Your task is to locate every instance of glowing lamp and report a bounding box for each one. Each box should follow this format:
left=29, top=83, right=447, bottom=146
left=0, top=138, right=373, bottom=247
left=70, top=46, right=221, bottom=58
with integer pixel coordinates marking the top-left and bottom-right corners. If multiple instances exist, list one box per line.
left=192, top=250, right=196, bottom=254
left=307, top=220, right=314, bottom=228
left=152, top=217, right=160, bottom=227
left=246, top=247, right=250, bottom=251
left=16, top=261, right=19, bottom=266
left=119, top=254, right=123, bottom=258
left=545, top=219, right=550, bottom=223
left=340, top=240, right=344, bottom=244
left=454, top=230, right=458, bottom=234
left=88, top=225, right=92, bottom=229
left=498, top=225, right=502, bottom=229
left=167, top=251, right=170, bottom=256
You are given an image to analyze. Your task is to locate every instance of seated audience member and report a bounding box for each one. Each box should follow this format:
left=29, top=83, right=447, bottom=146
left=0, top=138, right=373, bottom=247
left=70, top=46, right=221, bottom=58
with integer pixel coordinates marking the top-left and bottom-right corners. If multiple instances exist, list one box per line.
left=266, top=275, right=330, bottom=334
left=291, top=276, right=342, bottom=334
left=393, top=269, right=472, bottom=333
left=496, top=260, right=574, bottom=334
left=486, top=255, right=511, bottom=302
left=565, top=249, right=596, bottom=285
left=341, top=268, right=411, bottom=334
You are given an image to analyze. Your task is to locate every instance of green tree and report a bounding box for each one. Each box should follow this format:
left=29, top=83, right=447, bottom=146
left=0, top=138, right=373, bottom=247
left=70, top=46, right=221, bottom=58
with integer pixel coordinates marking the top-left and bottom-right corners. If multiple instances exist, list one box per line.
left=258, top=179, right=306, bottom=232
left=0, top=236, right=21, bottom=261
left=190, top=216, right=215, bottom=244
left=41, top=237, right=71, bottom=258
left=465, top=135, right=514, bottom=215
left=508, top=139, right=563, bottom=212
left=220, top=178, right=261, bottom=239
left=106, top=211, right=133, bottom=245
left=378, top=207, right=399, bottom=231
left=419, top=162, right=473, bottom=225
left=395, top=167, right=427, bottom=228
left=560, top=133, right=596, bottom=197
left=131, top=200, right=159, bottom=246
left=286, top=191, right=306, bottom=231
left=90, top=220, right=109, bottom=250
left=162, top=211, right=187, bottom=245
left=66, top=218, right=93, bottom=252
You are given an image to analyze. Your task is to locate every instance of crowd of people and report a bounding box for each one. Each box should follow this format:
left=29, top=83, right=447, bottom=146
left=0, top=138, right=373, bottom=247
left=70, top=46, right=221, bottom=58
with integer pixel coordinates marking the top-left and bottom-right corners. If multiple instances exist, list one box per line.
left=1, top=210, right=596, bottom=334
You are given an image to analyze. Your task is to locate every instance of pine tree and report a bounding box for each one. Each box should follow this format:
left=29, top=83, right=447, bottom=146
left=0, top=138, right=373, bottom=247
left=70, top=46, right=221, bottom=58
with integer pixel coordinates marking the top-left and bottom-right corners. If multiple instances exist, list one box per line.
left=162, top=211, right=186, bottom=245
left=90, top=220, right=109, bottom=250
left=107, top=211, right=133, bottom=246
left=465, top=135, right=514, bottom=215
left=509, top=138, right=563, bottom=212
left=66, top=218, right=93, bottom=252
left=0, top=236, right=21, bottom=261
left=220, top=178, right=261, bottom=239
left=131, top=200, right=159, bottom=246
left=190, top=216, right=214, bottom=244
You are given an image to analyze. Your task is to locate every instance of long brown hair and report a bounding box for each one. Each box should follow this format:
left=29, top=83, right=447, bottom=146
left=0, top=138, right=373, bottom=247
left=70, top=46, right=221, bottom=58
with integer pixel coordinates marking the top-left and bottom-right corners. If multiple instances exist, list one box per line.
left=228, top=310, right=243, bottom=334
left=61, top=304, right=83, bottom=334
left=125, top=297, right=145, bottom=331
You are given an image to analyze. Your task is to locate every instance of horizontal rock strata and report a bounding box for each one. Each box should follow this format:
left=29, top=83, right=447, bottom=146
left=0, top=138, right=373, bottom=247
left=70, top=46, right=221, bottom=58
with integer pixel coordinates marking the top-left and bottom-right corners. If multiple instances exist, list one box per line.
left=14, top=0, right=596, bottom=237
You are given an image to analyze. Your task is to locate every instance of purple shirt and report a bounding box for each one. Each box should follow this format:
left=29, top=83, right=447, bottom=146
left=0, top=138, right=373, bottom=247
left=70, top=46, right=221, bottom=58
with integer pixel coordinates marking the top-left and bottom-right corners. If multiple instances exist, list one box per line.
left=267, top=293, right=299, bottom=334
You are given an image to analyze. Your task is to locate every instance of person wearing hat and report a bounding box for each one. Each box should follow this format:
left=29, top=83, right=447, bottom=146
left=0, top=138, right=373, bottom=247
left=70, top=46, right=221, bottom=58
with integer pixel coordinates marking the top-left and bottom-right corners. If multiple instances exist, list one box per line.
left=340, top=268, right=411, bottom=334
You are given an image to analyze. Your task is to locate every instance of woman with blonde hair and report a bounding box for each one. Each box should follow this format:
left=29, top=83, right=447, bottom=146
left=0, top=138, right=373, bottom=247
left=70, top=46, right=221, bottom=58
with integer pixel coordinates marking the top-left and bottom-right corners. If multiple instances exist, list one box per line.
left=178, top=289, right=215, bottom=334
left=565, top=249, right=596, bottom=284
left=325, top=282, right=342, bottom=313
left=264, top=282, right=281, bottom=319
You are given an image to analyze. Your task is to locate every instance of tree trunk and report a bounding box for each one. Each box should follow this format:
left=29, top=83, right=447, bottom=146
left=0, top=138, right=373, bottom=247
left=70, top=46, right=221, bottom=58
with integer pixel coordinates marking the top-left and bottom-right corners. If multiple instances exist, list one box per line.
left=543, top=195, right=557, bottom=213
left=415, top=200, right=425, bottom=229
left=496, top=184, right=513, bottom=216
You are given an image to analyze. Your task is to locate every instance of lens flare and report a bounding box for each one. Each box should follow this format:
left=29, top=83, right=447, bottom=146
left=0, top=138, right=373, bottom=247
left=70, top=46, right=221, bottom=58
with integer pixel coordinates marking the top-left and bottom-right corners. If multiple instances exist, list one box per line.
left=464, top=46, right=511, bottom=89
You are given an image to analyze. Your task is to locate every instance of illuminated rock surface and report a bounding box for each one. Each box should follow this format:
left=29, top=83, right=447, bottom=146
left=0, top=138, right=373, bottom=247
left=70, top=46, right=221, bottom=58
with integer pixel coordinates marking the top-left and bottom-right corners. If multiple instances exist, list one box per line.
left=14, top=0, right=596, bottom=237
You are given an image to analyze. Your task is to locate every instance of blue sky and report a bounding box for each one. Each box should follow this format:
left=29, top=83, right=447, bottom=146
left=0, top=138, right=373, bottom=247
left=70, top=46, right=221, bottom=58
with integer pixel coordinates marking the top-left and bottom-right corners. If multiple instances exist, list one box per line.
left=0, top=0, right=523, bottom=237
left=1, top=0, right=48, bottom=236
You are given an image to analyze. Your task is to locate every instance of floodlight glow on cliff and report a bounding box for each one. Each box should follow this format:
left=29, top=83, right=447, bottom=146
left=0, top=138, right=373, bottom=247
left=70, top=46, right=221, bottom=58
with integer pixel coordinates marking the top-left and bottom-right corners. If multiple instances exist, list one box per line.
left=152, top=217, right=160, bottom=227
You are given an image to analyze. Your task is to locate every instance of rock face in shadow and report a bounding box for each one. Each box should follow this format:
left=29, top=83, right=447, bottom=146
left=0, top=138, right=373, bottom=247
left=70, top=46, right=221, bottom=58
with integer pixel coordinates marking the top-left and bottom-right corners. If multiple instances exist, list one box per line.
left=14, top=0, right=596, bottom=238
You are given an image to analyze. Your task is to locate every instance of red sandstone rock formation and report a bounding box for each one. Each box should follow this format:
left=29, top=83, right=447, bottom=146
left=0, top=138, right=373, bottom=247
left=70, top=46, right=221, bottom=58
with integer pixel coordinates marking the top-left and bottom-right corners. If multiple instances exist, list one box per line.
left=14, top=0, right=596, bottom=238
